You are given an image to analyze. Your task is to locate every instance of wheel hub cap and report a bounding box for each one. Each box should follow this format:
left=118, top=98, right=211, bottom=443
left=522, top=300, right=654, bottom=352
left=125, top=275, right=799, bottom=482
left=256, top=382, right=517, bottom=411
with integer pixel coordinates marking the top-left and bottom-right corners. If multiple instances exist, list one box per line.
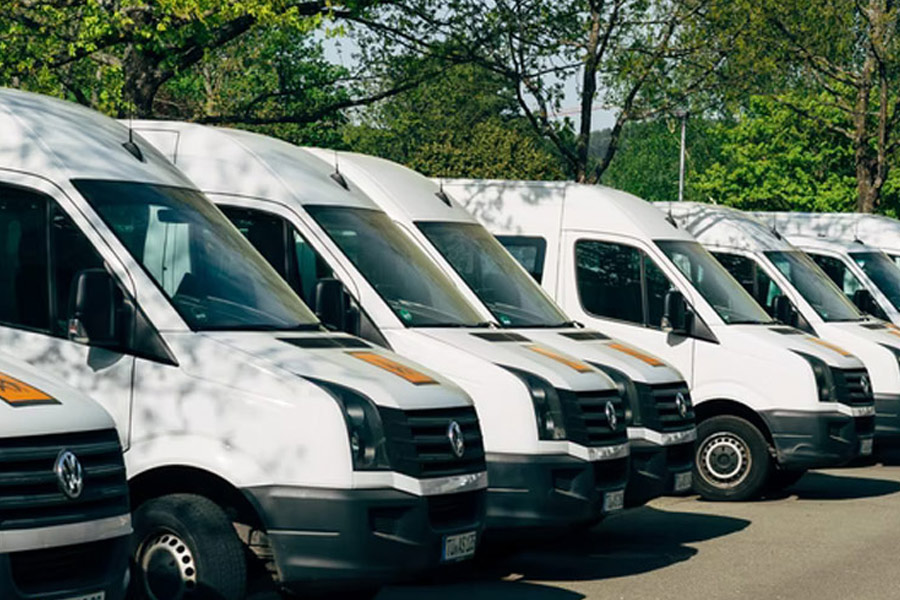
left=140, top=532, right=198, bottom=600
left=699, top=433, right=751, bottom=488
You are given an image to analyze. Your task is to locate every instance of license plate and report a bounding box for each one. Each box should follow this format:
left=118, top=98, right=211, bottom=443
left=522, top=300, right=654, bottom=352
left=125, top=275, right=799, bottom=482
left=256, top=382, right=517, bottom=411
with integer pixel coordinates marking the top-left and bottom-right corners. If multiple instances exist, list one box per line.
left=860, top=438, right=874, bottom=456
left=674, top=471, right=693, bottom=492
left=61, top=594, right=104, bottom=600
left=442, top=530, right=477, bottom=562
left=603, top=489, right=625, bottom=513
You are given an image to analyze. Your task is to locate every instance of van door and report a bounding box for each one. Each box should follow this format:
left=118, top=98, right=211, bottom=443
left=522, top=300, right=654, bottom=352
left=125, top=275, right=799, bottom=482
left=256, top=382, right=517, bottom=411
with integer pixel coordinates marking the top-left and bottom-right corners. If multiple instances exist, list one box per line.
left=0, top=179, right=135, bottom=445
left=557, top=232, right=696, bottom=384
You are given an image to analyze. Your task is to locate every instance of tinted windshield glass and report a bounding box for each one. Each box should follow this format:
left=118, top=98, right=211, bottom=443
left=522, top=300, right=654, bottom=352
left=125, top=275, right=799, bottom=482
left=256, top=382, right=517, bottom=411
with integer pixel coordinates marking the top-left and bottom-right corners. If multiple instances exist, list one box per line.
left=74, top=180, right=319, bottom=331
left=419, top=222, right=570, bottom=327
left=852, top=251, right=900, bottom=310
left=306, top=206, right=485, bottom=327
left=656, top=240, right=773, bottom=324
left=766, top=250, right=863, bottom=321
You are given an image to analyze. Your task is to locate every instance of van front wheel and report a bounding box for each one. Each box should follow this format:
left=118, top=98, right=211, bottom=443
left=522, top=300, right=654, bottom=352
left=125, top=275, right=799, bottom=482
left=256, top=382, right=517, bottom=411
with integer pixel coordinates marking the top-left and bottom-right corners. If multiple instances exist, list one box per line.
left=694, top=415, right=771, bottom=501
left=132, top=493, right=247, bottom=600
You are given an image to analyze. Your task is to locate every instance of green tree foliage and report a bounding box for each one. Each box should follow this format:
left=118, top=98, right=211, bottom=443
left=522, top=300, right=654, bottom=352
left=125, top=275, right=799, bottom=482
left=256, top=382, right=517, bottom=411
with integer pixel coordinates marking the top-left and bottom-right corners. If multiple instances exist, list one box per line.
left=344, top=64, right=565, bottom=179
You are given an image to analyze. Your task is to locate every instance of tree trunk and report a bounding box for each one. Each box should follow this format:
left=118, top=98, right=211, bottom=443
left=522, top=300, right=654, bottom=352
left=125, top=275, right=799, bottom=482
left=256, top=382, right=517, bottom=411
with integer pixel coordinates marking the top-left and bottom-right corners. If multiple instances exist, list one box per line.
left=576, top=8, right=603, bottom=183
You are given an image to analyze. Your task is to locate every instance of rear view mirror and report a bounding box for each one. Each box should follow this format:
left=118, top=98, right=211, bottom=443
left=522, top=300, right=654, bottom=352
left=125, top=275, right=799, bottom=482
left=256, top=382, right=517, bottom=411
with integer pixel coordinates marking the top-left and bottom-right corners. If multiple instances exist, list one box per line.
left=68, top=269, right=119, bottom=346
left=315, top=278, right=347, bottom=332
left=852, top=289, right=877, bottom=315
left=662, top=290, right=690, bottom=335
left=772, top=294, right=798, bottom=326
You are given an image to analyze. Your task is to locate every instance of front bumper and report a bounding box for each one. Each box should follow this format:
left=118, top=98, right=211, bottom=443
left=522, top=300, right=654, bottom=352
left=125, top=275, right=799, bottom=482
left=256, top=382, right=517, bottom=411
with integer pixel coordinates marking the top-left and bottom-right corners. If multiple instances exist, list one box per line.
left=874, top=394, right=900, bottom=445
left=244, top=484, right=486, bottom=594
left=625, top=428, right=696, bottom=507
left=485, top=452, right=629, bottom=533
left=761, top=409, right=872, bottom=470
left=0, top=534, right=130, bottom=600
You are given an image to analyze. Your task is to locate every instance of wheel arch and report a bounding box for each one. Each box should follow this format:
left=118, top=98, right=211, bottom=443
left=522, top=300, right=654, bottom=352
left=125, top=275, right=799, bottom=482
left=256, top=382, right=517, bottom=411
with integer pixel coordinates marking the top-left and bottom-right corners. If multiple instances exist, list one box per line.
left=694, top=398, right=775, bottom=447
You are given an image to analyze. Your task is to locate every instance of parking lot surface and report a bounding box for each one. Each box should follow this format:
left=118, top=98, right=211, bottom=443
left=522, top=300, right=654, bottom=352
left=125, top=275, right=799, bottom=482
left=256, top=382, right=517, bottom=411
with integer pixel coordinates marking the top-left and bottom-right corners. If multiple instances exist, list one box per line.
left=377, top=464, right=900, bottom=600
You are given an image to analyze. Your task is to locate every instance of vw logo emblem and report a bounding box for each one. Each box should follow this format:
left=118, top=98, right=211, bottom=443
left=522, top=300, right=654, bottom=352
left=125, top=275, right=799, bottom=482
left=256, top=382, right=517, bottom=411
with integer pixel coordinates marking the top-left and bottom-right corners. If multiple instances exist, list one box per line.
left=447, top=421, right=465, bottom=458
left=675, top=392, right=689, bottom=418
left=861, top=375, right=871, bottom=396
left=54, top=450, right=84, bottom=500
left=605, top=401, right=618, bottom=431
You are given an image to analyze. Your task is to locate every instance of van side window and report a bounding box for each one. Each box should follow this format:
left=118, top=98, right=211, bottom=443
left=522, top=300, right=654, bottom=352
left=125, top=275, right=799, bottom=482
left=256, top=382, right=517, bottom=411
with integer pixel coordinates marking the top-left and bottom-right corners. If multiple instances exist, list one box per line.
left=806, top=253, right=864, bottom=300
left=0, top=186, right=51, bottom=331
left=712, top=252, right=784, bottom=315
left=496, top=235, right=547, bottom=283
left=51, top=207, right=106, bottom=336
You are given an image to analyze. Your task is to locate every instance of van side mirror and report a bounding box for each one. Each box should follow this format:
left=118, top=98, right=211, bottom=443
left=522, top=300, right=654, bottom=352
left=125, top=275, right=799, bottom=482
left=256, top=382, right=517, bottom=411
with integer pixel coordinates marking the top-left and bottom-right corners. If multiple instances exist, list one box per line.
left=662, top=290, right=690, bottom=335
left=852, top=289, right=876, bottom=315
left=315, top=278, right=347, bottom=331
left=68, top=269, right=119, bottom=346
left=772, top=294, right=798, bottom=326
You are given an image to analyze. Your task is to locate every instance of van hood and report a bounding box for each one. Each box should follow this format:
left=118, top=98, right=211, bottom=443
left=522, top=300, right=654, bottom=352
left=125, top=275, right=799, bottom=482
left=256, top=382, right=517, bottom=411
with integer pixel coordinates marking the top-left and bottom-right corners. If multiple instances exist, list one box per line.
left=0, top=355, right=116, bottom=439
left=412, top=328, right=617, bottom=392
left=518, top=329, right=685, bottom=385
left=725, top=325, right=865, bottom=369
left=822, top=320, right=900, bottom=350
left=813, top=320, right=900, bottom=393
left=199, top=331, right=473, bottom=410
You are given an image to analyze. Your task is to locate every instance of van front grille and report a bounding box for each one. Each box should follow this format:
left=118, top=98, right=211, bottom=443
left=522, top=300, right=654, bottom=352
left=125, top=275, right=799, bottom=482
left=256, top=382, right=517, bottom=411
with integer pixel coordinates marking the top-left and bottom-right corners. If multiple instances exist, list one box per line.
left=10, top=538, right=119, bottom=594
left=832, top=368, right=875, bottom=407
left=380, top=406, right=486, bottom=479
left=563, top=389, right=628, bottom=447
left=645, top=383, right=695, bottom=432
left=0, top=428, right=128, bottom=531
left=427, top=490, right=483, bottom=530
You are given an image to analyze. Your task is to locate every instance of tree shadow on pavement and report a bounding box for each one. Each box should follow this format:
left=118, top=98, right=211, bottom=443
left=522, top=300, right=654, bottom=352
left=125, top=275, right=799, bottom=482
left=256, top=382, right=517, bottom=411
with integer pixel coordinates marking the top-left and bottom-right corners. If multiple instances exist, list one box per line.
left=784, top=471, right=900, bottom=500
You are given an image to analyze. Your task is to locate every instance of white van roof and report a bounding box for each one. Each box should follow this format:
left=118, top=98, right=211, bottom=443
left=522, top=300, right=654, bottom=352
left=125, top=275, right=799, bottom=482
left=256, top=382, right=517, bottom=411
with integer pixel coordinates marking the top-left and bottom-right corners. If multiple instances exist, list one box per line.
left=782, top=233, right=881, bottom=255
left=0, top=88, right=190, bottom=187
left=753, top=211, right=900, bottom=254
left=441, top=179, right=695, bottom=242
left=128, top=122, right=378, bottom=210
left=657, top=202, right=795, bottom=252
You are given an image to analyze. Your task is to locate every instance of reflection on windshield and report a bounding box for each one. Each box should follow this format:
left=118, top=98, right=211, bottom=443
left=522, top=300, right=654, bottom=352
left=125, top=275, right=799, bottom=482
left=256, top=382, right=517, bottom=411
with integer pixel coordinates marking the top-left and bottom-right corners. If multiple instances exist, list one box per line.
left=74, top=180, right=320, bottom=331
left=419, top=222, right=570, bottom=327
left=766, top=251, right=863, bottom=322
left=853, top=251, right=900, bottom=311
left=656, top=240, right=773, bottom=324
left=306, top=206, right=486, bottom=327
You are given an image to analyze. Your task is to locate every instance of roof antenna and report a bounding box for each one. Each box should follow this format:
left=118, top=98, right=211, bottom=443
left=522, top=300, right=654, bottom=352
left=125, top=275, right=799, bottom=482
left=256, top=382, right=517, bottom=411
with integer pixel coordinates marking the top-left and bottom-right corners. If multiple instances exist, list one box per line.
left=665, top=202, right=678, bottom=228
left=853, top=218, right=863, bottom=244
left=330, top=150, right=349, bottom=190
left=122, top=108, right=144, bottom=162
left=770, top=214, right=783, bottom=240
left=435, top=179, right=452, bottom=207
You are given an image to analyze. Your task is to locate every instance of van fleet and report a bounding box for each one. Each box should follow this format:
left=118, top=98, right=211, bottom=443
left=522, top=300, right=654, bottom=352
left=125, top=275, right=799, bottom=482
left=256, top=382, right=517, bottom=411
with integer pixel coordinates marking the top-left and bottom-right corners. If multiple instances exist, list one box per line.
left=0, top=88, right=488, bottom=600
left=304, top=151, right=696, bottom=507
left=130, top=121, right=634, bottom=531
left=446, top=181, right=873, bottom=501
left=661, top=202, right=899, bottom=449
left=0, top=354, right=131, bottom=600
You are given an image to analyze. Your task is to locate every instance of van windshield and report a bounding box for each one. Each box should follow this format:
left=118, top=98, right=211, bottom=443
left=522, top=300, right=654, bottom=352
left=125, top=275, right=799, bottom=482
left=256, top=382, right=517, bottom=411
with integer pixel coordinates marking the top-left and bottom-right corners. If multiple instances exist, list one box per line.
left=765, top=251, right=864, bottom=322
left=74, top=180, right=320, bottom=331
left=305, top=206, right=487, bottom=327
left=852, top=251, right=900, bottom=310
left=656, top=240, right=773, bottom=324
left=418, top=221, right=571, bottom=327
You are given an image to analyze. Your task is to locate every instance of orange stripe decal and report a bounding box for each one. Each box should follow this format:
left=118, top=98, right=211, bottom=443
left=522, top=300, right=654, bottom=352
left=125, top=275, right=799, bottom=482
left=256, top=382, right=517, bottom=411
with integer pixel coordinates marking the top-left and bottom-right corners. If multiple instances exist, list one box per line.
left=348, top=352, right=437, bottom=385
left=805, top=337, right=854, bottom=357
left=0, top=373, right=59, bottom=407
left=607, top=343, right=666, bottom=366
left=527, top=345, right=596, bottom=373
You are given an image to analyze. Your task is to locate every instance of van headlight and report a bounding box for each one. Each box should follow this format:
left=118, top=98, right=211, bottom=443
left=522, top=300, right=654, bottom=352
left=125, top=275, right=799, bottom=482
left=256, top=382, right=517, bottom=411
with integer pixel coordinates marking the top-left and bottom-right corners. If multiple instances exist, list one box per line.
left=503, top=367, right=568, bottom=441
left=593, top=365, right=637, bottom=425
left=311, top=379, right=390, bottom=470
left=794, top=352, right=836, bottom=403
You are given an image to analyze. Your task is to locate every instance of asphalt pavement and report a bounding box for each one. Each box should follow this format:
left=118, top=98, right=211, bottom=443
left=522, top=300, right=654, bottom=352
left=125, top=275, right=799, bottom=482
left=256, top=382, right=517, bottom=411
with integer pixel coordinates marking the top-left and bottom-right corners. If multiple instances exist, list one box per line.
left=377, top=464, right=900, bottom=600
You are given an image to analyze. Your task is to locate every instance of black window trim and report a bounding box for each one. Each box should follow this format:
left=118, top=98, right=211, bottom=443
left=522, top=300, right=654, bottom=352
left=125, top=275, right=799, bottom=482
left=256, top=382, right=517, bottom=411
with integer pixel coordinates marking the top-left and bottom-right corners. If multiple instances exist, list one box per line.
left=495, top=234, right=548, bottom=283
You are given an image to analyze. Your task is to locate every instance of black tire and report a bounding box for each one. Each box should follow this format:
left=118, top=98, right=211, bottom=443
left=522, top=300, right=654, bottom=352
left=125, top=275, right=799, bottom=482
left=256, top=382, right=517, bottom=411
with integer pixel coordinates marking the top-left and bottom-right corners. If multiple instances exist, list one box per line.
left=693, top=415, right=771, bottom=501
left=767, top=468, right=807, bottom=492
left=132, top=493, right=247, bottom=600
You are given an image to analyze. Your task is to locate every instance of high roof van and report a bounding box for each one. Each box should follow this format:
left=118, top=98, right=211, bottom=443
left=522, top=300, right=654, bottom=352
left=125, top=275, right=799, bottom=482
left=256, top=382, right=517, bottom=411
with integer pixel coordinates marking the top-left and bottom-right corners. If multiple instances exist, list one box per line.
left=446, top=181, right=873, bottom=501
left=0, top=88, right=487, bottom=600
left=131, top=121, right=634, bottom=531
left=0, top=354, right=131, bottom=600
left=661, top=202, right=900, bottom=450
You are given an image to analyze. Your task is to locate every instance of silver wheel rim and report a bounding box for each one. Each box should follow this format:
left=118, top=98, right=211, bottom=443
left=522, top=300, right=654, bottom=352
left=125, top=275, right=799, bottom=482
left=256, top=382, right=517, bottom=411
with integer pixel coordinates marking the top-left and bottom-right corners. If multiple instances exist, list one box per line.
left=698, top=431, right=752, bottom=489
left=139, top=530, right=198, bottom=600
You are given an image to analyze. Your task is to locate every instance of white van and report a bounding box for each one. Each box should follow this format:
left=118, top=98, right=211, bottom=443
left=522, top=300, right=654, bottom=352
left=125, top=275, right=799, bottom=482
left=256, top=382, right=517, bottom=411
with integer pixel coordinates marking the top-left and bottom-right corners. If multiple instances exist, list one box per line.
left=0, top=355, right=131, bottom=600
left=445, top=181, right=873, bottom=501
left=130, top=121, right=633, bottom=531
left=660, top=202, right=900, bottom=449
left=0, top=89, right=488, bottom=600
left=752, top=213, right=900, bottom=325
left=302, top=151, right=695, bottom=507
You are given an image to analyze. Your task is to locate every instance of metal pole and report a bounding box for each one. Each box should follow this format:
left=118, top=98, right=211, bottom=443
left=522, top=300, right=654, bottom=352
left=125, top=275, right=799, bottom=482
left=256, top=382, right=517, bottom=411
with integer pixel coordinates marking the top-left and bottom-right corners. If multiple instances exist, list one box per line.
left=678, top=111, right=687, bottom=202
